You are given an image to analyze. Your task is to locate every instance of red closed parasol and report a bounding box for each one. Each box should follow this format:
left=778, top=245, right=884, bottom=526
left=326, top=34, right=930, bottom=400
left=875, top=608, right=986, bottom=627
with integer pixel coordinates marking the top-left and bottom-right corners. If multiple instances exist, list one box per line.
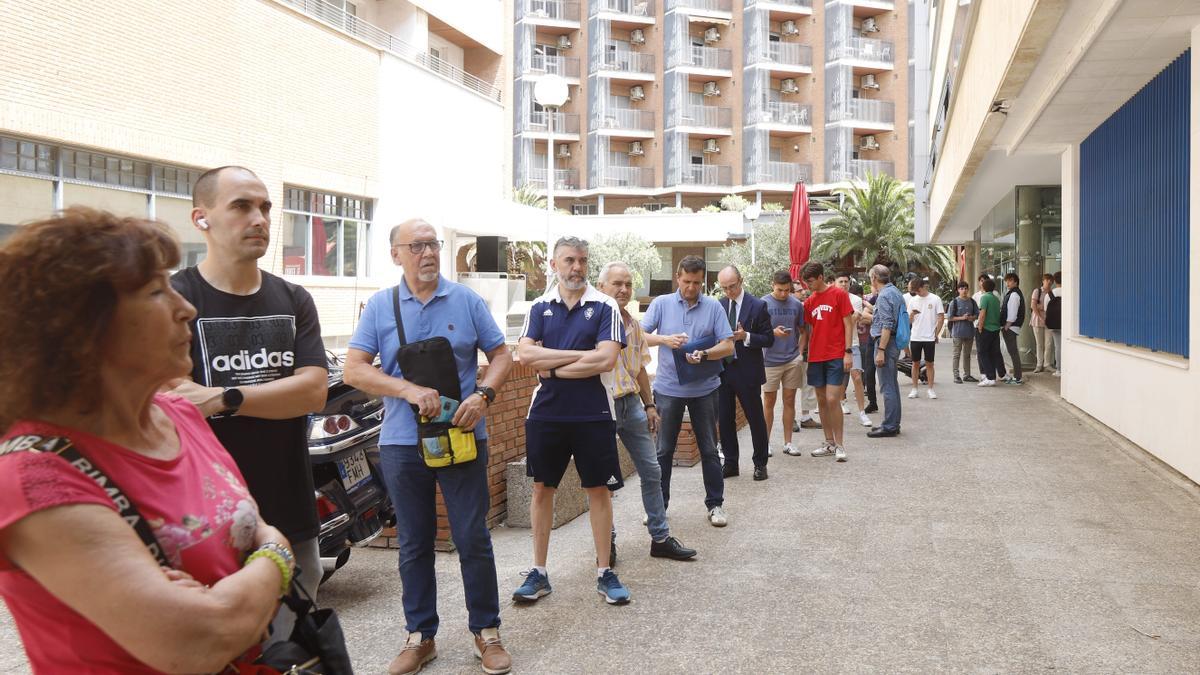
left=788, top=181, right=811, bottom=285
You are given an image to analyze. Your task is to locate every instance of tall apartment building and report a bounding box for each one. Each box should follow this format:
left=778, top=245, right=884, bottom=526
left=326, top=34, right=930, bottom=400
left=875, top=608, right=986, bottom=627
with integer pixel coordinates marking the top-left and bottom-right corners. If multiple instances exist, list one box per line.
left=512, top=0, right=909, bottom=214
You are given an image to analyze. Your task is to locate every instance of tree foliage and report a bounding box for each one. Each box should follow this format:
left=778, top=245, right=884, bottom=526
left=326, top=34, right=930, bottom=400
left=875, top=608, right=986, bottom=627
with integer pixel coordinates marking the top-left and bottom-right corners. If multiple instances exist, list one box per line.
left=717, top=221, right=792, bottom=298
left=587, top=231, right=660, bottom=290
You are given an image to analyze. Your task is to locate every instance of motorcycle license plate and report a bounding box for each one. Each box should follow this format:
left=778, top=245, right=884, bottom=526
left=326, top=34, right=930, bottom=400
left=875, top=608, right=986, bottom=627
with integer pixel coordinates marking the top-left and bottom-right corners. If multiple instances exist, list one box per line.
left=337, top=450, right=372, bottom=491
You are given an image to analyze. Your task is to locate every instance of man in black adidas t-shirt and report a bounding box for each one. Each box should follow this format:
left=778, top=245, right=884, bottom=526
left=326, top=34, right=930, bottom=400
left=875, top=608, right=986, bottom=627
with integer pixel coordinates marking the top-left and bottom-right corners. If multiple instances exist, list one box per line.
left=169, top=166, right=328, bottom=644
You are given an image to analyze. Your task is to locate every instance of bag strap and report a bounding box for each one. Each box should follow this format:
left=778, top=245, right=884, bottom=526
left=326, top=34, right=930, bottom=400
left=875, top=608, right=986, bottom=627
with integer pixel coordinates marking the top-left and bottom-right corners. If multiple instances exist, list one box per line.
left=392, top=285, right=408, bottom=347
left=0, top=434, right=171, bottom=568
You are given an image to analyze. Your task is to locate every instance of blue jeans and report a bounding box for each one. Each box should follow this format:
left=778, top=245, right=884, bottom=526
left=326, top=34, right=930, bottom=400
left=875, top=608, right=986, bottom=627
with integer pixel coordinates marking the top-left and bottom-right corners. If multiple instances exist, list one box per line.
left=613, top=394, right=670, bottom=541
left=655, top=389, right=723, bottom=511
left=380, top=441, right=499, bottom=637
left=877, top=340, right=902, bottom=432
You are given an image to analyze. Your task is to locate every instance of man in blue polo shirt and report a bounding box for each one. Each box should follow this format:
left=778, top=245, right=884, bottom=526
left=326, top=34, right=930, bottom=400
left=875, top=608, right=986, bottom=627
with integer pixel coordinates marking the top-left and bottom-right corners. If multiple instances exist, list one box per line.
left=642, top=255, right=735, bottom=527
left=343, top=218, right=514, bottom=675
left=512, top=236, right=631, bottom=606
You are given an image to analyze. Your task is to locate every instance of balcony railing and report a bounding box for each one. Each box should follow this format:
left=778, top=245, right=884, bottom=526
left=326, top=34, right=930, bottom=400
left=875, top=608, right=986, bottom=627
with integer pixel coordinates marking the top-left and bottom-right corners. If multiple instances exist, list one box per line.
left=844, top=159, right=895, bottom=181
left=275, top=0, right=503, bottom=102
left=530, top=53, right=581, bottom=78
left=749, top=0, right=812, bottom=8
left=520, top=0, right=582, bottom=22
left=827, top=37, right=895, bottom=66
left=598, top=108, right=656, bottom=131
left=682, top=164, right=732, bottom=186
left=593, top=0, right=655, bottom=17
left=528, top=167, right=580, bottom=190
left=600, top=166, right=656, bottom=188
left=668, top=0, right=733, bottom=11
left=843, top=98, right=895, bottom=125
left=686, top=45, right=733, bottom=70
left=600, top=51, right=656, bottom=75
left=757, top=161, right=812, bottom=184
left=766, top=42, right=813, bottom=67
left=680, top=105, right=732, bottom=128
left=527, top=111, right=581, bottom=134
left=759, top=101, right=812, bottom=126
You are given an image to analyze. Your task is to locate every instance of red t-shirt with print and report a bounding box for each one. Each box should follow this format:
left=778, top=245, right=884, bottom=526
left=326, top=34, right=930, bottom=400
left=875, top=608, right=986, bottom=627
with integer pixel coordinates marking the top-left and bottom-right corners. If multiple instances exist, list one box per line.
left=803, top=285, right=854, bottom=363
left=0, top=394, right=260, bottom=674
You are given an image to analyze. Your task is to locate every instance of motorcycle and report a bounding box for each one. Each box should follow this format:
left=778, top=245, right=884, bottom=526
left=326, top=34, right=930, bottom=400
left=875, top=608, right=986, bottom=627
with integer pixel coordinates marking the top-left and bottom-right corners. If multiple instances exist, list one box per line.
left=309, top=351, right=394, bottom=582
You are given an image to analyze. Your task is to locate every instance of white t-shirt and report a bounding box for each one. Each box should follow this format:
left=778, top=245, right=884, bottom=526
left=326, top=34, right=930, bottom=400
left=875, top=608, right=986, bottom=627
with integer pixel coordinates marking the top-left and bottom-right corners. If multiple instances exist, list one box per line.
left=849, top=293, right=863, bottom=347
left=908, top=293, right=945, bottom=342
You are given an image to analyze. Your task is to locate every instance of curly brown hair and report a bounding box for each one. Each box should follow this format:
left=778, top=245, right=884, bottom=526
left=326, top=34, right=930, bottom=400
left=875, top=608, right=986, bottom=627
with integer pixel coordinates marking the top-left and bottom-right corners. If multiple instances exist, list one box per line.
left=0, top=207, right=180, bottom=431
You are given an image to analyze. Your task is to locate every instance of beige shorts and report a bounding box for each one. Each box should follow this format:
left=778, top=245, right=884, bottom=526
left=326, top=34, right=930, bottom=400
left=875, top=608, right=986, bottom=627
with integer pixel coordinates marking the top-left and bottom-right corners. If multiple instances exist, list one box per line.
left=763, top=355, right=804, bottom=392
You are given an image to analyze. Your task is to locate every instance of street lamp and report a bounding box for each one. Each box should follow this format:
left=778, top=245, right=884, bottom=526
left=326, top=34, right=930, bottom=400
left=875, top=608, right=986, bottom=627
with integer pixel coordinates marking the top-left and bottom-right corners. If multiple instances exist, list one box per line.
left=533, top=74, right=569, bottom=289
left=743, top=202, right=762, bottom=265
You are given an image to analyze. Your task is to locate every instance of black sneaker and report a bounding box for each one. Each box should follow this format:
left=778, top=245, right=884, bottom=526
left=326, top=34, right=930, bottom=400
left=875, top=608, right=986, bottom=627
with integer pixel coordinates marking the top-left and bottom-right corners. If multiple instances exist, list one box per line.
left=650, top=536, right=697, bottom=560
left=753, top=466, right=768, bottom=481
left=863, top=403, right=879, bottom=414
left=954, top=376, right=963, bottom=384
left=800, top=418, right=822, bottom=429
left=963, top=375, right=978, bottom=383
left=722, top=464, right=739, bottom=478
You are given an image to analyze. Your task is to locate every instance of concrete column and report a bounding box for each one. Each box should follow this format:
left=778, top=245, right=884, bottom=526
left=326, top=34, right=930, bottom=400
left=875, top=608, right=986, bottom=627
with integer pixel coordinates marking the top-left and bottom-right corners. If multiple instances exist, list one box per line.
left=1014, top=187, right=1043, bottom=368
left=598, top=194, right=605, bottom=215
left=676, top=192, right=682, bottom=207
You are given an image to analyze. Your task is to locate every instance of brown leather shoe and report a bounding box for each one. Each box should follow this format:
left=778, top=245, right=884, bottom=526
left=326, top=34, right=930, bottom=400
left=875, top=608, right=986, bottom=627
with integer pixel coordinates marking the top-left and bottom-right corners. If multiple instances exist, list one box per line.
left=473, top=627, right=512, bottom=674
left=389, top=633, right=436, bottom=675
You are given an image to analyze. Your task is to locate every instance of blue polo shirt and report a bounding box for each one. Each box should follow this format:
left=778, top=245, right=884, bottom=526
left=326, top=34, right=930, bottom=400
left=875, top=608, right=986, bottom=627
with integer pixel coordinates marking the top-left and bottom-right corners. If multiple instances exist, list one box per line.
left=642, top=291, right=733, bottom=398
left=349, top=276, right=505, bottom=446
left=521, top=284, right=625, bottom=422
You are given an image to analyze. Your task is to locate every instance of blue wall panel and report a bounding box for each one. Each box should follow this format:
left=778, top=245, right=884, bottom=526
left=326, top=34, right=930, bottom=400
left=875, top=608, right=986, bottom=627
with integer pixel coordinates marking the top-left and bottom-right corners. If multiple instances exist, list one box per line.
left=1080, top=51, right=1190, bottom=357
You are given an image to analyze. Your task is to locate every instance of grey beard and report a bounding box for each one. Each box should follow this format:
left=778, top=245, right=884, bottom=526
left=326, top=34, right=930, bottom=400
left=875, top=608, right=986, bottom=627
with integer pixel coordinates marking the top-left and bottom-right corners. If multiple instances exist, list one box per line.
left=558, top=276, right=586, bottom=291
left=418, top=270, right=439, bottom=282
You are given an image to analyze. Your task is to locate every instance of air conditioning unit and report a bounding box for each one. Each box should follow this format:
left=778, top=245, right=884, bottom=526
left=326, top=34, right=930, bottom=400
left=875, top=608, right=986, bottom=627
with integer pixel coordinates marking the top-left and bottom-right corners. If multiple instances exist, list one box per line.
left=861, top=74, right=880, bottom=90
left=781, top=78, right=799, bottom=94
left=703, top=138, right=720, bottom=153
left=557, top=35, right=572, bottom=49
left=630, top=29, right=646, bottom=45
left=629, top=85, right=646, bottom=101
left=859, top=135, right=880, bottom=151
left=703, top=81, right=720, bottom=97
left=628, top=141, right=645, bottom=156
left=704, top=27, right=721, bottom=43
left=556, top=144, right=571, bottom=158
left=861, top=17, right=879, bottom=33
left=782, top=20, right=800, bottom=36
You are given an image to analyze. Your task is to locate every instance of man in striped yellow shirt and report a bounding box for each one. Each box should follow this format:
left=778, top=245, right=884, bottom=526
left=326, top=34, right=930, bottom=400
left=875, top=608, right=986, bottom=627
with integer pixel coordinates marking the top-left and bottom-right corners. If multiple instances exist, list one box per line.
left=597, top=262, right=697, bottom=562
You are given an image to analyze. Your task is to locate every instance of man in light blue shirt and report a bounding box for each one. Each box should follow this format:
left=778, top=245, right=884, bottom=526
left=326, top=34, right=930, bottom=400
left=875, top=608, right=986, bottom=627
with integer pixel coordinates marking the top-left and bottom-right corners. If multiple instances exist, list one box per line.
left=867, top=264, right=904, bottom=438
left=641, top=255, right=735, bottom=527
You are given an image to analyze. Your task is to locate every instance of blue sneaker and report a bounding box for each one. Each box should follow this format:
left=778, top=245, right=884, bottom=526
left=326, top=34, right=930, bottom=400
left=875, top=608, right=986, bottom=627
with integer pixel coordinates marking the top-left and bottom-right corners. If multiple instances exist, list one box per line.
left=512, top=569, right=551, bottom=602
left=596, top=569, right=630, bottom=605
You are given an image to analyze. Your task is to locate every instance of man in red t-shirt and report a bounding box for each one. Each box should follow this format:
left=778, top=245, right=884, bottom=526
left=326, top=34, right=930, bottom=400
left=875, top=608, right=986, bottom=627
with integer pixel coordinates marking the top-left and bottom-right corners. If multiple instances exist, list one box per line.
left=799, top=261, right=855, bottom=462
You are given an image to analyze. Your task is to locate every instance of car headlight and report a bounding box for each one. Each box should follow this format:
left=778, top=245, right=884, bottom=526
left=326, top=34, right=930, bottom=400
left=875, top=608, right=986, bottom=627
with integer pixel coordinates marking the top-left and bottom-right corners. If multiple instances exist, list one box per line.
left=309, top=414, right=361, bottom=441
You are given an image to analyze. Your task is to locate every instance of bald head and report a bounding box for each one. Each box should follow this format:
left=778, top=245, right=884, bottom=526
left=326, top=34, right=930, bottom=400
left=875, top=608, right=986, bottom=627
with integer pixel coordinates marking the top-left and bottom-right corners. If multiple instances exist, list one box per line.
left=192, top=166, right=260, bottom=207
left=717, top=265, right=743, bottom=300
left=390, top=218, right=436, bottom=247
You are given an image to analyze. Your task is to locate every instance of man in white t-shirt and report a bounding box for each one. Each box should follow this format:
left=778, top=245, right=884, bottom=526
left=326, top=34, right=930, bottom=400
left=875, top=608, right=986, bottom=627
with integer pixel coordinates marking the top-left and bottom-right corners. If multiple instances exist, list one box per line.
left=835, top=273, right=874, bottom=427
left=906, top=279, right=945, bottom=399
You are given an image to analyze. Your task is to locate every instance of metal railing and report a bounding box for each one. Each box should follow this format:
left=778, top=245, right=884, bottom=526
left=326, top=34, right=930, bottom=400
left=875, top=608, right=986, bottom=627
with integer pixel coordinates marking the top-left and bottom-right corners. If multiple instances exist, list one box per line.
left=842, top=98, right=895, bottom=125
left=530, top=54, right=581, bottom=78
left=759, top=101, right=812, bottom=126
left=598, top=108, right=656, bottom=131
left=766, top=42, right=814, bottom=67
left=680, top=105, right=732, bottom=128
left=687, top=45, right=733, bottom=70
left=668, top=0, right=733, bottom=11
left=600, top=166, right=656, bottom=188
left=274, top=0, right=502, bottom=103
left=749, top=0, right=812, bottom=8
left=527, top=111, right=581, bottom=134
left=757, top=161, right=812, bottom=184
left=593, top=0, right=655, bottom=16
left=682, top=164, right=732, bottom=186
left=528, top=167, right=580, bottom=190
left=520, top=0, right=582, bottom=22
left=600, top=51, right=656, bottom=75
left=844, top=159, right=895, bottom=181
left=827, top=37, right=895, bottom=66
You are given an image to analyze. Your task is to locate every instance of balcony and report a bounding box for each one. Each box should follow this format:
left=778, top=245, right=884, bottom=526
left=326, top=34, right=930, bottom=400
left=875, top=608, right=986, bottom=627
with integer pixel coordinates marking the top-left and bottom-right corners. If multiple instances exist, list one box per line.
left=600, top=166, right=656, bottom=188
left=752, top=161, right=813, bottom=185
left=528, top=167, right=580, bottom=191
left=598, top=51, right=657, bottom=80
left=596, top=108, right=656, bottom=137
left=750, top=0, right=813, bottom=13
left=850, top=0, right=895, bottom=17
left=753, top=42, right=813, bottom=76
left=827, top=37, right=895, bottom=71
left=519, top=0, right=582, bottom=25
left=530, top=53, right=581, bottom=79
left=679, top=45, right=733, bottom=73
left=682, top=164, right=732, bottom=187
left=752, top=101, right=812, bottom=129
left=679, top=105, right=733, bottom=130
left=832, top=98, right=895, bottom=132
left=668, top=0, right=733, bottom=13
left=844, top=159, right=894, bottom=181
left=526, top=110, right=581, bottom=136
left=593, top=0, right=656, bottom=25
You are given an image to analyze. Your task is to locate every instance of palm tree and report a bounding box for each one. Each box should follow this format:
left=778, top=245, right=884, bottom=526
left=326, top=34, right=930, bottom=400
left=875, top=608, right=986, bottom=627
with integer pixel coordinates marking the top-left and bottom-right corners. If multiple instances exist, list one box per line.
left=512, top=184, right=547, bottom=209
left=812, top=172, right=955, bottom=282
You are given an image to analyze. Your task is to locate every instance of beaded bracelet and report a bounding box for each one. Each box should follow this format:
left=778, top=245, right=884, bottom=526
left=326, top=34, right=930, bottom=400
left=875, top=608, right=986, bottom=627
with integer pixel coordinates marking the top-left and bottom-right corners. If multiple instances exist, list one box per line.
left=245, top=548, right=293, bottom=596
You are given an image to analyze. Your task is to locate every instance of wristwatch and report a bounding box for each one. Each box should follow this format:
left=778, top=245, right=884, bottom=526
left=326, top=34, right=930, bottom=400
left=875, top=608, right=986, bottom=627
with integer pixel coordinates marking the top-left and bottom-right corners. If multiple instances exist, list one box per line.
left=475, top=386, right=496, bottom=406
left=221, top=387, right=244, bottom=415
left=845, top=348, right=853, bottom=354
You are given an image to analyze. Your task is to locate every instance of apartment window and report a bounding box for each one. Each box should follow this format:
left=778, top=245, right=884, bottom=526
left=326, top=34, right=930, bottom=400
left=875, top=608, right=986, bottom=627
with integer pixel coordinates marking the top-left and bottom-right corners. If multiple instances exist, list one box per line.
left=647, top=246, right=674, bottom=296
left=0, top=138, right=55, bottom=176
left=282, top=187, right=372, bottom=278
left=704, top=246, right=728, bottom=289
left=63, top=150, right=150, bottom=190
left=642, top=203, right=664, bottom=212
left=608, top=151, right=631, bottom=168
left=572, top=203, right=598, bottom=215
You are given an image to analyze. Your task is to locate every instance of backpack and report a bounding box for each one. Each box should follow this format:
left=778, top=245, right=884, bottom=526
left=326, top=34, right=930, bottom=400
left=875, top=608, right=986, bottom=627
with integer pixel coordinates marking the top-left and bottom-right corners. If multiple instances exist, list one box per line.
left=895, top=300, right=911, bottom=350
left=1045, top=289, right=1062, bottom=329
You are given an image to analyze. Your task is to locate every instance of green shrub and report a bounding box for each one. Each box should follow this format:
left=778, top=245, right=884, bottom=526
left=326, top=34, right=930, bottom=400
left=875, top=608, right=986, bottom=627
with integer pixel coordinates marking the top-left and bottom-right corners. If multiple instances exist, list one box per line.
left=719, top=194, right=749, bottom=212
left=623, top=206, right=648, bottom=214
left=700, top=204, right=722, bottom=213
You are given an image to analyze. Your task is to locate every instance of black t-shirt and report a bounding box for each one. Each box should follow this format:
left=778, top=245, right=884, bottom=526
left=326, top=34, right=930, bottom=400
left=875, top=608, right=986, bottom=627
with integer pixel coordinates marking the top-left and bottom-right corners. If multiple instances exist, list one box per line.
left=171, top=267, right=326, bottom=541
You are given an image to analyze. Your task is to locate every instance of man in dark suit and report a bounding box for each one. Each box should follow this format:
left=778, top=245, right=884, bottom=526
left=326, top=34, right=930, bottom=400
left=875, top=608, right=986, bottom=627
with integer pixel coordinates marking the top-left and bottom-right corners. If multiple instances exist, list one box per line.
left=716, top=265, right=774, bottom=481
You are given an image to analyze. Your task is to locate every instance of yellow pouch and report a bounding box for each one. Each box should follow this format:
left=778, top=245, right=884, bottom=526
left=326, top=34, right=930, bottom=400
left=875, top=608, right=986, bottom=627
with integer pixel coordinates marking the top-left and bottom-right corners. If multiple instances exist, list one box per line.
left=417, top=419, right=478, bottom=468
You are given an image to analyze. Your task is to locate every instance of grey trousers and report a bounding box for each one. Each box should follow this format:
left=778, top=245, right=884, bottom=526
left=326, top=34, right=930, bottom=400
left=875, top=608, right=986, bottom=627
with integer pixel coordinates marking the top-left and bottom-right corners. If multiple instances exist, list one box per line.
left=952, top=336, right=974, bottom=378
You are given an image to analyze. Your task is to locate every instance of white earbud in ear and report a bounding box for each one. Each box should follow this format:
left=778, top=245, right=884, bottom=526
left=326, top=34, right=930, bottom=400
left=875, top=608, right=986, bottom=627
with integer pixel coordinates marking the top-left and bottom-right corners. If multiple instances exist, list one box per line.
left=197, top=218, right=209, bottom=230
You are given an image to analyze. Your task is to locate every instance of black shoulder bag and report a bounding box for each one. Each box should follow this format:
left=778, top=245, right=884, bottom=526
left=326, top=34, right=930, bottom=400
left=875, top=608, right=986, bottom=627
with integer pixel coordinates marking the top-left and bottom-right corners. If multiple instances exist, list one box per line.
left=0, top=433, right=352, bottom=675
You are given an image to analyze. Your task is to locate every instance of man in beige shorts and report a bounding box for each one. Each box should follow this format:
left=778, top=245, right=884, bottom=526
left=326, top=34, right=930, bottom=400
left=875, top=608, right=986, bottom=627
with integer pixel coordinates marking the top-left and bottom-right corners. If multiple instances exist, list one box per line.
left=763, top=272, right=810, bottom=456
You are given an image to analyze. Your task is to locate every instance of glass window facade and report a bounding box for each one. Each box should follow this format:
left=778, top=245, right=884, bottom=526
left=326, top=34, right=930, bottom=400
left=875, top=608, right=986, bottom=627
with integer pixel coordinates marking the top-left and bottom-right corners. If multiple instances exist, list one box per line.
left=282, top=187, right=373, bottom=278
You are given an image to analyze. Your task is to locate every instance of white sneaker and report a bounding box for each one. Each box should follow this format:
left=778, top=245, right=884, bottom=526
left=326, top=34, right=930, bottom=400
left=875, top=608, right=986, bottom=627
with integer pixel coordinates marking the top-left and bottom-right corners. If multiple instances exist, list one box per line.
left=642, top=514, right=649, bottom=526
left=708, top=506, right=728, bottom=527
left=927, top=389, right=938, bottom=400
left=858, top=411, right=872, bottom=427
left=767, top=446, right=774, bottom=457
left=811, top=442, right=835, bottom=458
left=782, top=442, right=802, bottom=456
left=841, top=401, right=851, bottom=415
left=1052, top=371, right=1061, bottom=377
left=835, top=445, right=847, bottom=462
left=980, top=379, right=997, bottom=387
left=908, top=389, right=919, bottom=399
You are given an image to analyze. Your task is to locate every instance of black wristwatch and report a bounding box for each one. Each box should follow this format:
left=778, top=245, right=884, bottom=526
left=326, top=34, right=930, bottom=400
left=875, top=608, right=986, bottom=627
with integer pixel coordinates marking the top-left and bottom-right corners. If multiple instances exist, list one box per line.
left=845, top=348, right=853, bottom=354
left=475, top=386, right=496, bottom=406
left=221, top=387, right=244, bottom=415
